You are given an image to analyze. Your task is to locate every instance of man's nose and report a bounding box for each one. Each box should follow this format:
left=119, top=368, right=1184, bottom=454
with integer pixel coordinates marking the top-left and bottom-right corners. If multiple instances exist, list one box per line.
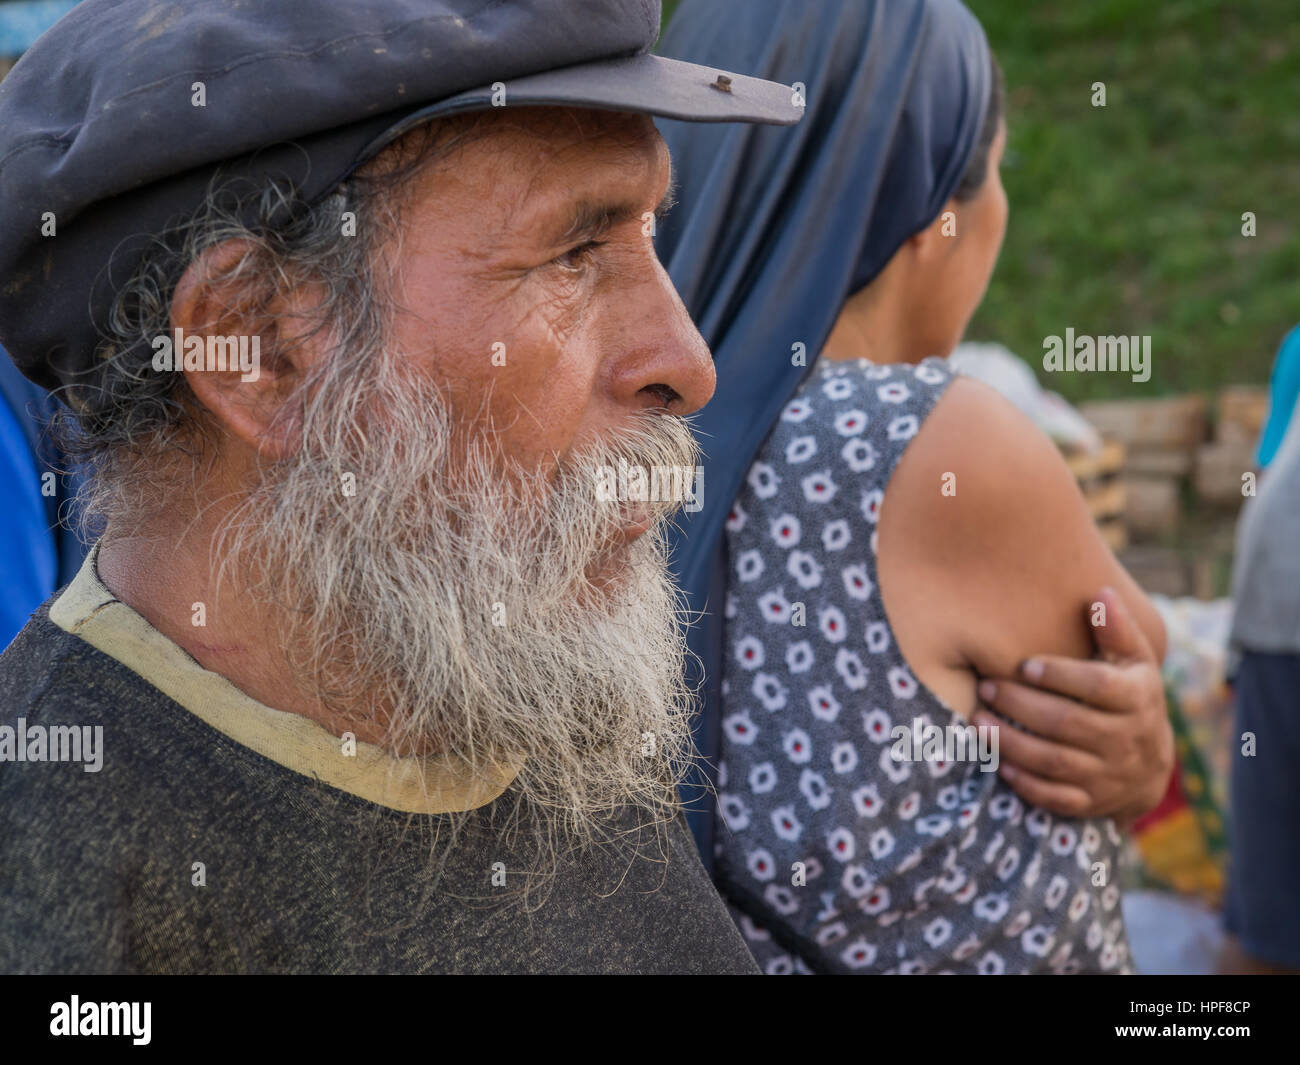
left=602, top=258, right=716, bottom=416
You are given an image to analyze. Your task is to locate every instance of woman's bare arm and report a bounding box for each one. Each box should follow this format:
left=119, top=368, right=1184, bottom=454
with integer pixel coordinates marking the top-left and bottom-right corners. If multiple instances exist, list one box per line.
left=878, top=375, right=1169, bottom=817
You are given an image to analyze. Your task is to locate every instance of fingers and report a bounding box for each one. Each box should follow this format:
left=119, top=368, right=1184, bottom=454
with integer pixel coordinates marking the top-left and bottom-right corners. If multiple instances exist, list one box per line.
left=1088, top=585, right=1156, bottom=665
left=976, top=678, right=1111, bottom=753
left=973, top=709, right=1106, bottom=785
left=993, top=762, right=1096, bottom=820
left=1011, top=654, right=1137, bottom=714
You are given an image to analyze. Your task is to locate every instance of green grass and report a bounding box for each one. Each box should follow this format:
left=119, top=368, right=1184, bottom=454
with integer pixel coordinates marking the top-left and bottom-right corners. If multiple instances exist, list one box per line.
left=662, top=0, right=1300, bottom=401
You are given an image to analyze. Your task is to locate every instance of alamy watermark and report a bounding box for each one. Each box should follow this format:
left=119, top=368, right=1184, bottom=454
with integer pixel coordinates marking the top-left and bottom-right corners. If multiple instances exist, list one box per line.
left=0, top=718, right=103, bottom=772
left=152, top=326, right=260, bottom=382
left=890, top=716, right=999, bottom=772
left=594, top=459, right=703, bottom=512
left=1042, top=328, right=1151, bottom=383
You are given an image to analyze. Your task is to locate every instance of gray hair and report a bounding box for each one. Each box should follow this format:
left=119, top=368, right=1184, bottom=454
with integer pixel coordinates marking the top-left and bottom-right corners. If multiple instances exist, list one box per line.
left=54, top=115, right=484, bottom=541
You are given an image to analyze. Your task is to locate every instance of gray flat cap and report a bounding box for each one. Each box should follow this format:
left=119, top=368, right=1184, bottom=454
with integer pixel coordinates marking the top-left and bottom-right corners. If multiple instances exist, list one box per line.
left=0, top=0, right=801, bottom=393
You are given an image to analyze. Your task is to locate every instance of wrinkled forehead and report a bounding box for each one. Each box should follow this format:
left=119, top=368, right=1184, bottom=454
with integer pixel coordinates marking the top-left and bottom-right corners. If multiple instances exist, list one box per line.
left=397, top=106, right=670, bottom=239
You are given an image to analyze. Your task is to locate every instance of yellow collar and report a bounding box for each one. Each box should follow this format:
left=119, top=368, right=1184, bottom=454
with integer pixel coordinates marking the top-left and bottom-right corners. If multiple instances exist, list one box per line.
left=50, top=541, right=521, bottom=814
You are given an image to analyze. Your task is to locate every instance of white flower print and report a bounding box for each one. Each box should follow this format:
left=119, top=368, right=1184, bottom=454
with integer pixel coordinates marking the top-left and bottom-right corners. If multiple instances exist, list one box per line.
left=974, top=893, right=1010, bottom=922
left=748, top=847, right=778, bottom=881
left=898, top=791, right=921, bottom=820
left=734, top=635, right=764, bottom=670
left=865, top=620, right=890, bottom=653
left=924, top=917, right=953, bottom=949
left=785, top=640, right=815, bottom=674
left=771, top=804, right=802, bottom=842
left=841, top=436, right=878, bottom=472
left=735, top=548, right=764, bottom=582
left=860, top=884, right=891, bottom=915
left=1026, top=808, right=1052, bottom=837
left=937, top=785, right=961, bottom=810
left=868, top=827, right=895, bottom=860
left=1021, top=926, right=1054, bottom=958
left=821, top=518, right=851, bottom=551
left=841, top=562, right=873, bottom=600
left=783, top=728, right=813, bottom=764
left=765, top=884, right=800, bottom=916
left=801, top=470, right=838, bottom=504
left=725, top=500, right=747, bottom=532
left=842, top=864, right=874, bottom=899
left=860, top=488, right=883, bottom=523
left=787, top=549, right=824, bottom=589
left=827, top=827, right=856, bottom=862
left=747, top=461, right=780, bottom=499
left=781, top=397, right=813, bottom=423
left=886, top=413, right=919, bottom=440
left=834, top=648, right=868, bottom=691
left=748, top=761, right=778, bottom=794
left=719, top=792, right=750, bottom=831
left=752, top=671, right=788, bottom=711
left=818, top=605, right=848, bottom=643
left=1068, top=890, right=1091, bottom=923
left=877, top=381, right=911, bottom=404
left=786, top=435, right=818, bottom=464
left=723, top=710, right=759, bottom=745
left=769, top=513, right=801, bottom=548
left=851, top=784, right=882, bottom=818
left=841, top=938, right=878, bottom=969
left=888, top=665, right=918, bottom=698
left=799, top=768, right=831, bottom=811
left=996, top=846, right=1022, bottom=881
left=1045, top=874, right=1070, bottom=910
left=861, top=707, right=892, bottom=743
left=830, top=740, right=858, bottom=774
left=808, top=685, right=841, bottom=721
left=915, top=361, right=946, bottom=384
left=834, top=409, right=869, bottom=436
left=916, top=814, right=953, bottom=837
left=879, top=742, right=912, bottom=784
left=821, top=377, right=853, bottom=401
left=756, top=587, right=792, bottom=623
left=1050, top=824, right=1078, bottom=856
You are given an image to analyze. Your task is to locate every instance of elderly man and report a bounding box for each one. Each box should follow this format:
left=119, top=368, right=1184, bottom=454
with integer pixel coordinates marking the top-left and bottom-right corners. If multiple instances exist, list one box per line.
left=0, top=0, right=1174, bottom=976
left=0, top=0, right=803, bottom=974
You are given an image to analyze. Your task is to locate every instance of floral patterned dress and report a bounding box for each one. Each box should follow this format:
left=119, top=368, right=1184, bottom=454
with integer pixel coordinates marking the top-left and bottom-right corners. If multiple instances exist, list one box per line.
left=715, top=355, right=1132, bottom=974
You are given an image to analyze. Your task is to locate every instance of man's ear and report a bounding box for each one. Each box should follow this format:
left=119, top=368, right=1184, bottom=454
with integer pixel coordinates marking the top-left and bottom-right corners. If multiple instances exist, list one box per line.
left=171, top=238, right=327, bottom=461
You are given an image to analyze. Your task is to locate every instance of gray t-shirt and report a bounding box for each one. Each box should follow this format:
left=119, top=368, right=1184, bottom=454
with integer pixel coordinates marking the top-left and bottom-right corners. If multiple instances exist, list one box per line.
left=1231, top=410, right=1300, bottom=654
left=0, top=547, right=758, bottom=974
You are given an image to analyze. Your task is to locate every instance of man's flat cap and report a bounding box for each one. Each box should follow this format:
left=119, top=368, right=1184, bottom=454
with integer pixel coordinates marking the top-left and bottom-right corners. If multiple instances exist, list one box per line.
left=0, top=0, right=801, bottom=393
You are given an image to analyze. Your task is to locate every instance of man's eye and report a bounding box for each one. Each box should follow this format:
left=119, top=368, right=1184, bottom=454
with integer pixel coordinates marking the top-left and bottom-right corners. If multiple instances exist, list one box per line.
left=552, top=240, right=605, bottom=272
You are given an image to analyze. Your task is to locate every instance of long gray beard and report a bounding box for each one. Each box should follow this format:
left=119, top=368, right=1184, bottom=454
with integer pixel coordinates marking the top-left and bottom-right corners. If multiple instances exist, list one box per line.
left=215, top=352, right=703, bottom=853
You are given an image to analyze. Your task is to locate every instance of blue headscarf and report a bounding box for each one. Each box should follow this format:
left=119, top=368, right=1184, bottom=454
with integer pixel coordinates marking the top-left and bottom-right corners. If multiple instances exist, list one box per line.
left=654, top=0, right=993, bottom=862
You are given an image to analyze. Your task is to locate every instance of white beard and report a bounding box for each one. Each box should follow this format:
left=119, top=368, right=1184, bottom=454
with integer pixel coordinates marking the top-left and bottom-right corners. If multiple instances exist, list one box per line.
left=216, top=351, right=703, bottom=853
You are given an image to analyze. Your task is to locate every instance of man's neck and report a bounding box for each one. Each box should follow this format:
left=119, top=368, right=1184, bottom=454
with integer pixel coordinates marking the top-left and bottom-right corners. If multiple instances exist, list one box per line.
left=95, top=531, right=389, bottom=747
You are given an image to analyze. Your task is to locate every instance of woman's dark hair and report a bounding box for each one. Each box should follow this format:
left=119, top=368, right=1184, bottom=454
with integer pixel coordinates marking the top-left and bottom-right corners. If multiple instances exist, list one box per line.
left=953, top=49, right=1004, bottom=202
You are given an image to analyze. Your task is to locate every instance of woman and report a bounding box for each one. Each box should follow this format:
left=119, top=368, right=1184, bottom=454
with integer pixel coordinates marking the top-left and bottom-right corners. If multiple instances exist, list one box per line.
left=656, top=0, right=1168, bottom=973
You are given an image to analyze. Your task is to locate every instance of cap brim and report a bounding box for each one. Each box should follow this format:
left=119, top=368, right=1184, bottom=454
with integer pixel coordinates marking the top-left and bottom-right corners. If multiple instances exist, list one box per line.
left=356, top=51, right=802, bottom=166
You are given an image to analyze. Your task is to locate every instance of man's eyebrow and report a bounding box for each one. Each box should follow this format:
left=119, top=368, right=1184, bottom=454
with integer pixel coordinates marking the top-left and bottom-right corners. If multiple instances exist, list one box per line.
left=550, top=177, right=678, bottom=246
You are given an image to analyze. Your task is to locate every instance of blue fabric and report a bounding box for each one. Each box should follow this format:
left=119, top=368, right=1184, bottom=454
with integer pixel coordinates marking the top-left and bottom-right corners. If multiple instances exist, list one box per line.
left=0, top=349, right=89, bottom=649
left=1256, top=324, right=1300, bottom=468
left=0, top=361, right=57, bottom=648
left=654, top=0, right=992, bottom=862
left=0, top=1, right=79, bottom=55
left=1225, top=650, right=1300, bottom=968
